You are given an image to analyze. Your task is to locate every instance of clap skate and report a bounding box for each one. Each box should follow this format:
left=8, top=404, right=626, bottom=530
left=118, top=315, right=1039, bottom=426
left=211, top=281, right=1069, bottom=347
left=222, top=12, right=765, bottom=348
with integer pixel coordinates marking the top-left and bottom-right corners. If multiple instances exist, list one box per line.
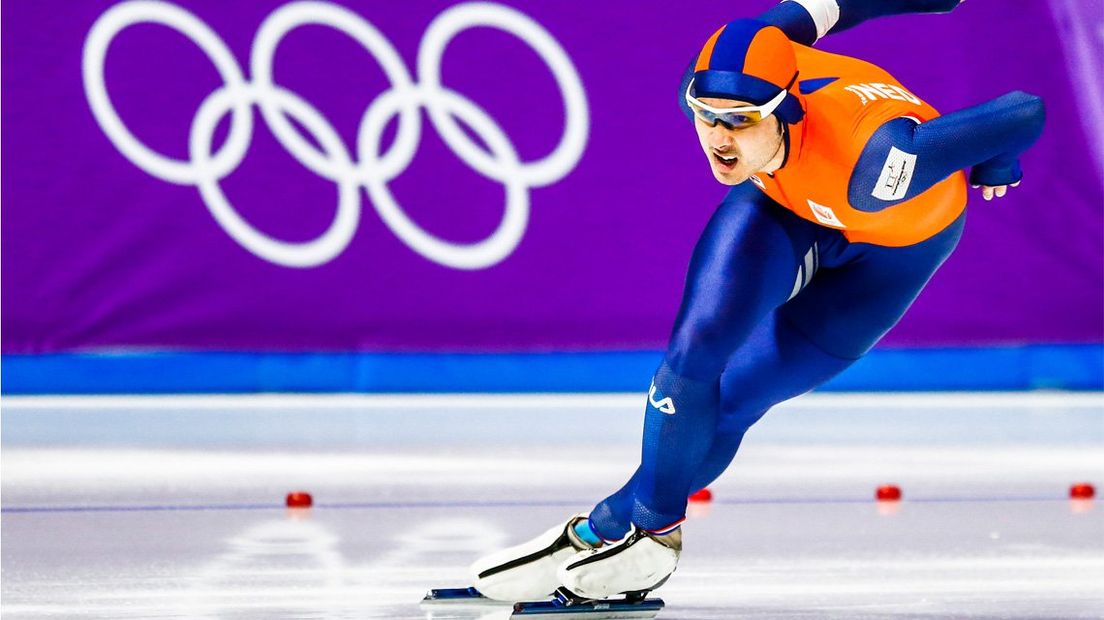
left=422, top=515, right=668, bottom=618
left=422, top=584, right=665, bottom=619
left=469, top=513, right=598, bottom=601
left=558, top=525, right=680, bottom=601
left=510, top=584, right=664, bottom=618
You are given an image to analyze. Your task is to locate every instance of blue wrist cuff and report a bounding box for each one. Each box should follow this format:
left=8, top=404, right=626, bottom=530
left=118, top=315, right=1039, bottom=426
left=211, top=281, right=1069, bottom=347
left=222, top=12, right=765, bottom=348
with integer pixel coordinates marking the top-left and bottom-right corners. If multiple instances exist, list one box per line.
left=969, top=160, right=1024, bottom=187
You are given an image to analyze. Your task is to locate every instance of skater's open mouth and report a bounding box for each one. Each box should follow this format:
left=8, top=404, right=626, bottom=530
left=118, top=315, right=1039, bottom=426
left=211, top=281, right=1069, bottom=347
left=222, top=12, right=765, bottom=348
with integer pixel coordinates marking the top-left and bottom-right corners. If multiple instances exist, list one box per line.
left=712, top=152, right=738, bottom=168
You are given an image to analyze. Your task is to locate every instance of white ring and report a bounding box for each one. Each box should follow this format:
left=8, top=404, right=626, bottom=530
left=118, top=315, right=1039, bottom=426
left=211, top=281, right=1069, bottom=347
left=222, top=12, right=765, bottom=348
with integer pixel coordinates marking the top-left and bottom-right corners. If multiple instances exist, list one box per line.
left=83, top=0, right=253, bottom=184
left=418, top=2, right=589, bottom=187
left=83, top=0, right=590, bottom=269
left=250, top=1, right=421, bottom=182
left=190, top=85, right=360, bottom=268
left=361, top=88, right=528, bottom=269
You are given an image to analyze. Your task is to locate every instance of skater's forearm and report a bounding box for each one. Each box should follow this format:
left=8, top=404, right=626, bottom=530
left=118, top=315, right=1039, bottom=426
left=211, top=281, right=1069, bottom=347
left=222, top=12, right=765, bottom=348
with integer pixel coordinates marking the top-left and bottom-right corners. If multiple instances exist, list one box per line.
left=761, top=0, right=964, bottom=44
left=848, top=91, right=1046, bottom=212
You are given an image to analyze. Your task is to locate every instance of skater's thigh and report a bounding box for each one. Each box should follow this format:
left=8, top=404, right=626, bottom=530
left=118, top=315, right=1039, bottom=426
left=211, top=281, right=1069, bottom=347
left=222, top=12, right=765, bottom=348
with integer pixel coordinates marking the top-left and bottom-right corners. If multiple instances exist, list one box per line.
left=781, top=212, right=966, bottom=359
left=716, top=310, right=855, bottom=434
left=666, top=184, right=818, bottom=376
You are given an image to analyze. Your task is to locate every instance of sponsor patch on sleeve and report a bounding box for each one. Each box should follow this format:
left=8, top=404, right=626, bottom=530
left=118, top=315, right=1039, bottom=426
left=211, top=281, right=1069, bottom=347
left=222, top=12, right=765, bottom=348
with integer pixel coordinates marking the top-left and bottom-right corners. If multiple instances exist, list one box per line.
left=872, top=146, right=917, bottom=201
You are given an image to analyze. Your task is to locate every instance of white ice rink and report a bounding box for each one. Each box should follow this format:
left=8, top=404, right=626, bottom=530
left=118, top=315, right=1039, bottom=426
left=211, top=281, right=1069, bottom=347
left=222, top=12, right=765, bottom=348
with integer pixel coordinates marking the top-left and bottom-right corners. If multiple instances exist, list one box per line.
left=3, top=392, right=1103, bottom=619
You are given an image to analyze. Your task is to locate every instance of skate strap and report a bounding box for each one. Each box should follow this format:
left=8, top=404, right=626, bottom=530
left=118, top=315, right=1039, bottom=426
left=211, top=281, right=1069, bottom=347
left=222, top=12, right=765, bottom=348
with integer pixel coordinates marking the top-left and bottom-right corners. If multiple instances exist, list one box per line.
left=475, top=530, right=572, bottom=580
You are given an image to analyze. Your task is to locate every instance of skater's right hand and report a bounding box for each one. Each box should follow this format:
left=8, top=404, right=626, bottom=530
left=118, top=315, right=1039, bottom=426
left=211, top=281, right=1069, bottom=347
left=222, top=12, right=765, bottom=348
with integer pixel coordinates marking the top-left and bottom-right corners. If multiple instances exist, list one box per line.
left=972, top=180, right=1020, bottom=201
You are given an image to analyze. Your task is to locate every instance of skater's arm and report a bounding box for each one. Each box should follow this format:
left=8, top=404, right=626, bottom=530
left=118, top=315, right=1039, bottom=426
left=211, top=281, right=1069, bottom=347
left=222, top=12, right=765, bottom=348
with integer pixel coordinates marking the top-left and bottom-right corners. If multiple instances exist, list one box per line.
left=759, top=0, right=965, bottom=45
left=848, top=91, right=1046, bottom=211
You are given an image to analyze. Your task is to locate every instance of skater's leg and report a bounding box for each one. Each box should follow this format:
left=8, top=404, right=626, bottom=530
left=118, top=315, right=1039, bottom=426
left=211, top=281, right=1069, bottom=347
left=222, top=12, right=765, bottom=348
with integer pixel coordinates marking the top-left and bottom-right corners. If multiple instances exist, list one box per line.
left=688, top=311, right=856, bottom=490
left=781, top=212, right=965, bottom=360
left=592, top=310, right=854, bottom=533
left=691, top=211, right=967, bottom=489
left=557, top=322, right=851, bottom=601
left=589, top=185, right=816, bottom=538
left=468, top=187, right=815, bottom=602
left=561, top=214, right=966, bottom=600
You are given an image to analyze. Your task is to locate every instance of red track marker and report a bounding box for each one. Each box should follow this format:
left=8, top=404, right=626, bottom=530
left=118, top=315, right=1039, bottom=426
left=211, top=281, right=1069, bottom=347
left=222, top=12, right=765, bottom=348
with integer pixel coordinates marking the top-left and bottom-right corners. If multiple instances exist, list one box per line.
left=1070, top=483, right=1095, bottom=500
left=286, top=491, right=313, bottom=508
left=876, top=485, right=902, bottom=501
left=688, top=488, right=713, bottom=502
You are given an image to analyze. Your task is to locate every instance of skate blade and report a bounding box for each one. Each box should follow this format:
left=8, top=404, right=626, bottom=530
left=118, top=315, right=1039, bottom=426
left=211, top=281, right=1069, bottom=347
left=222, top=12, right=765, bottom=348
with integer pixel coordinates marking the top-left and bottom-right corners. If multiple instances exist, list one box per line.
left=422, top=587, right=508, bottom=605
left=510, top=597, right=664, bottom=619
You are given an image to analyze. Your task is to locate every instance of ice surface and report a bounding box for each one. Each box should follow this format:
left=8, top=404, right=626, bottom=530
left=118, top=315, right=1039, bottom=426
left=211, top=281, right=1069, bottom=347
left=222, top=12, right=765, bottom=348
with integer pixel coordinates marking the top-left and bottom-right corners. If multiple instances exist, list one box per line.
left=2, top=393, right=1103, bottom=619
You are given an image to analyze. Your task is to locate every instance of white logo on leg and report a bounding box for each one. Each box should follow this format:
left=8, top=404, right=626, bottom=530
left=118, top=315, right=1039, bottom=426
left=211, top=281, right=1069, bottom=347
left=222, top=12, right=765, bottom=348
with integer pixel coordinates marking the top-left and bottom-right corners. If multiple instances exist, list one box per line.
left=82, top=1, right=590, bottom=270
left=648, top=381, right=676, bottom=415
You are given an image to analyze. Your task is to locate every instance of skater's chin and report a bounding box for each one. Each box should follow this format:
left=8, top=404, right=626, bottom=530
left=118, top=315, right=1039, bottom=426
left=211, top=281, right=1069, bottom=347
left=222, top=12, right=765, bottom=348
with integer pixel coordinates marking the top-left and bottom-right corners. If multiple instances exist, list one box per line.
left=711, top=169, right=747, bottom=186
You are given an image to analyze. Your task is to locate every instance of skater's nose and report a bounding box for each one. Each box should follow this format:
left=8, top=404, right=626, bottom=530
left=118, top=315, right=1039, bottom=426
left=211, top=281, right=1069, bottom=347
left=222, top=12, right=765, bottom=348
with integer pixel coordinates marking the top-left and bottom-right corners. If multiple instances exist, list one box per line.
left=707, top=125, right=736, bottom=151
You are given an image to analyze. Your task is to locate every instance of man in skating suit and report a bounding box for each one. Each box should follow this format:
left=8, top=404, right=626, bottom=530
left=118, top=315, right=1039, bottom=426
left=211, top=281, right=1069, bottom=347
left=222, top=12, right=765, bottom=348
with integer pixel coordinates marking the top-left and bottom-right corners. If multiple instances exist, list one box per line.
left=471, top=0, right=1046, bottom=601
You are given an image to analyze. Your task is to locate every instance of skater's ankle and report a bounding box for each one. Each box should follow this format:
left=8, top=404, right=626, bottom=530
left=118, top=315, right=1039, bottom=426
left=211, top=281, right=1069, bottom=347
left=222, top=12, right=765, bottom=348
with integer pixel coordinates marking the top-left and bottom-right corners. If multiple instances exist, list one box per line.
left=642, top=523, right=683, bottom=551
left=571, top=518, right=604, bottom=547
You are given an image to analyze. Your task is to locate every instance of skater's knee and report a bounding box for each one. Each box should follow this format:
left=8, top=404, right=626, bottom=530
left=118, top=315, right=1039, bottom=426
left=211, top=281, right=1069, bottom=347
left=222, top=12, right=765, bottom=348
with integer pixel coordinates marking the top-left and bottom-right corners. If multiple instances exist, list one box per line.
left=717, top=366, right=775, bottom=431
left=782, top=304, right=883, bottom=360
left=717, top=401, right=769, bottom=434
left=648, top=359, right=722, bottom=414
left=664, top=332, right=732, bottom=379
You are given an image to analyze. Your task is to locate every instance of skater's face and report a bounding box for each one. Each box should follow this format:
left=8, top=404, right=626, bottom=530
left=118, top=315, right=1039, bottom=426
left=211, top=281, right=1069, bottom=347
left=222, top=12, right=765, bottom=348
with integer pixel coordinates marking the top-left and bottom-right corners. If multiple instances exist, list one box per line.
left=693, top=97, right=785, bottom=186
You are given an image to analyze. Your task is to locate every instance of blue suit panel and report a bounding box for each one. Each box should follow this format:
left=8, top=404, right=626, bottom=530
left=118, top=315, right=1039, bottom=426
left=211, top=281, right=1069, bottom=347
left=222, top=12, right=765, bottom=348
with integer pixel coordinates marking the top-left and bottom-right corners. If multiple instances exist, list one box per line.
left=590, top=183, right=964, bottom=537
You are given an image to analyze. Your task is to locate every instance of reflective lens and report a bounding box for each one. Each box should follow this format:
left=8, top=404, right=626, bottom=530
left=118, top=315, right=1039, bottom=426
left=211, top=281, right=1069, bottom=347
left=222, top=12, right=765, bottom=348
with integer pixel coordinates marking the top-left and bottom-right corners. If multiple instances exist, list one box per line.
left=691, top=106, right=764, bottom=129
left=684, top=78, right=788, bottom=130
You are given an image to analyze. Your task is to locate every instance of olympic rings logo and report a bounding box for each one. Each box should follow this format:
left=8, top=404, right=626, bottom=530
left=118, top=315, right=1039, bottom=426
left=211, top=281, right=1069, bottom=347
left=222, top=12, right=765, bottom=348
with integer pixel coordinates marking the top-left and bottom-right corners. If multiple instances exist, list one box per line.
left=82, top=1, right=589, bottom=269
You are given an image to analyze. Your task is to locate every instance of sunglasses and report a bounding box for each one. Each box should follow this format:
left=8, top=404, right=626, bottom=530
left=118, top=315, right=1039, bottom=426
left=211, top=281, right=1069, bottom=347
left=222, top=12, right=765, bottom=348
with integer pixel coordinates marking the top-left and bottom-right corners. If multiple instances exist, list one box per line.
left=684, top=78, right=789, bottom=129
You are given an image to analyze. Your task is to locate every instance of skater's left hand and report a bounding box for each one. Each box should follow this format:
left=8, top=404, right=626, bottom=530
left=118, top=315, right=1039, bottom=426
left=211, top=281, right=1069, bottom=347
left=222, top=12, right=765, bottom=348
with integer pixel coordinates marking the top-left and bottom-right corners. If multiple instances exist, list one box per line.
left=972, top=180, right=1020, bottom=201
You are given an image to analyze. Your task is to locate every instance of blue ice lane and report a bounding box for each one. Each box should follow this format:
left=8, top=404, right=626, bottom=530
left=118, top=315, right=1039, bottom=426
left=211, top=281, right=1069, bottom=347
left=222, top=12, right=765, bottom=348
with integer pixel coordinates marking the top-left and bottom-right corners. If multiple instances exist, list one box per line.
left=3, top=344, right=1103, bottom=394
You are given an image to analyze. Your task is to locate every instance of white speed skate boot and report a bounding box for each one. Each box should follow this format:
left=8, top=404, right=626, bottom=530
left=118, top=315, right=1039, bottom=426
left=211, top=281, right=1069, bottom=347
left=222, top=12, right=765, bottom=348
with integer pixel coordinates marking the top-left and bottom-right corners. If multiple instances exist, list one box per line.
left=469, top=514, right=600, bottom=601
left=557, top=525, right=681, bottom=600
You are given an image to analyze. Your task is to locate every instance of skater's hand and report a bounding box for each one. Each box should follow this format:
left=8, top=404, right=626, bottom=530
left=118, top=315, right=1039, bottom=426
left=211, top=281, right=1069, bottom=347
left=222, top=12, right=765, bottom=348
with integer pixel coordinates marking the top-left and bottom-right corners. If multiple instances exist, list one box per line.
left=972, top=180, right=1020, bottom=201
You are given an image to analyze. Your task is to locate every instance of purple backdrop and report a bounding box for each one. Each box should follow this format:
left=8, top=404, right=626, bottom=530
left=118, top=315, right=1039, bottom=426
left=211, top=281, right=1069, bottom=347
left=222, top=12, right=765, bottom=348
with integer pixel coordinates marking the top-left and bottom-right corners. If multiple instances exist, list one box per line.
left=3, top=0, right=1101, bottom=354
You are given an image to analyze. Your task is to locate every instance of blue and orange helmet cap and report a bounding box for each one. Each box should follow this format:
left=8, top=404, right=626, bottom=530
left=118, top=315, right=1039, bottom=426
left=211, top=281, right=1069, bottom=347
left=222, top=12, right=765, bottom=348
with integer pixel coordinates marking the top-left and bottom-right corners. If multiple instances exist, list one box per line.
left=692, top=19, right=804, bottom=124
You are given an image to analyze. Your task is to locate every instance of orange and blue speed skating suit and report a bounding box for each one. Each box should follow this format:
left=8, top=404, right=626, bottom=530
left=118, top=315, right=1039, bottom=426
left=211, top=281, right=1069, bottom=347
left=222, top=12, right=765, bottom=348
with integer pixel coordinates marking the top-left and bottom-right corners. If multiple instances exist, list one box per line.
left=587, top=0, right=1046, bottom=539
